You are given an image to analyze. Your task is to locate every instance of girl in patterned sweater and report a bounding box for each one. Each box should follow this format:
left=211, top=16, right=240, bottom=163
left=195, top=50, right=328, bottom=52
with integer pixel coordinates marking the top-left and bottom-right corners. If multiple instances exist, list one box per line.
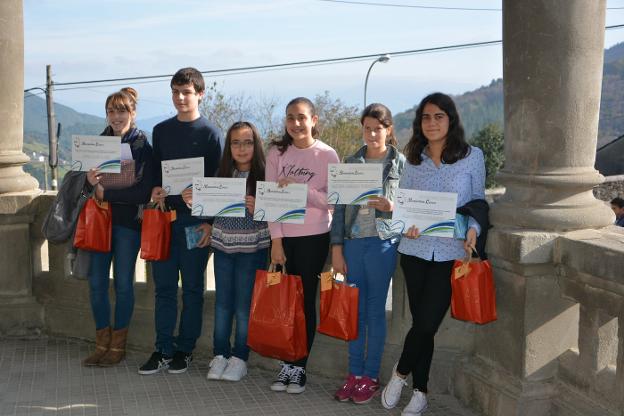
left=184, top=121, right=269, bottom=382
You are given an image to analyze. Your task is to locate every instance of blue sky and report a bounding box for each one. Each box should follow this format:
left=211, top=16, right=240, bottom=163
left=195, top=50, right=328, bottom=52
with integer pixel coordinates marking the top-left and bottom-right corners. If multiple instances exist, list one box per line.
left=23, top=0, right=624, bottom=121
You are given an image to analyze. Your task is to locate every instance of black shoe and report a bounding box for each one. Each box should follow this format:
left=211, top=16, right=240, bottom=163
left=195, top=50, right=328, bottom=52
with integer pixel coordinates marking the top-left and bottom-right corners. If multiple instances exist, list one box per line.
left=286, top=366, right=306, bottom=394
left=270, top=363, right=292, bottom=392
left=168, top=351, right=193, bottom=374
left=138, top=352, right=172, bottom=375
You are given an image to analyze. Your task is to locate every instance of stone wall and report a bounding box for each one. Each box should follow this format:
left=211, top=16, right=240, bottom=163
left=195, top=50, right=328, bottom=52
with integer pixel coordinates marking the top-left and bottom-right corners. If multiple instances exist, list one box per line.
left=593, top=175, right=624, bottom=202
left=27, top=193, right=474, bottom=393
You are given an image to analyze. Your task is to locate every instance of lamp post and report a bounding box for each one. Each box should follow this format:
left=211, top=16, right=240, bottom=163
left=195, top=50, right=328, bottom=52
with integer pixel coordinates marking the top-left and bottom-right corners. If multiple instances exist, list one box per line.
left=364, top=54, right=390, bottom=108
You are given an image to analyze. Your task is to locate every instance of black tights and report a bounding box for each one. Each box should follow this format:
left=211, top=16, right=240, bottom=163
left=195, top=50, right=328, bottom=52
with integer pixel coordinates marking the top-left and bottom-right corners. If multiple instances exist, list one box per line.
left=281, top=232, right=330, bottom=368
left=397, top=254, right=454, bottom=393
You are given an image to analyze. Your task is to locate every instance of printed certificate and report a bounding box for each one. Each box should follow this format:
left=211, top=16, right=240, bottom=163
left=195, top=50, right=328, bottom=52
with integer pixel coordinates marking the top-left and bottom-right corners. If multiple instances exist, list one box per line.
left=191, top=177, right=247, bottom=217
left=253, top=181, right=308, bottom=224
left=391, top=189, right=458, bottom=238
left=161, top=157, right=204, bottom=195
left=327, top=163, right=382, bottom=205
left=71, top=135, right=121, bottom=173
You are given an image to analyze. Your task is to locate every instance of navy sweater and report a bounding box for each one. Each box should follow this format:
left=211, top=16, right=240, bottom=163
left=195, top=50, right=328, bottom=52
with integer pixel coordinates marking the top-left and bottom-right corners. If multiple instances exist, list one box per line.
left=101, top=127, right=155, bottom=231
left=152, top=115, right=222, bottom=217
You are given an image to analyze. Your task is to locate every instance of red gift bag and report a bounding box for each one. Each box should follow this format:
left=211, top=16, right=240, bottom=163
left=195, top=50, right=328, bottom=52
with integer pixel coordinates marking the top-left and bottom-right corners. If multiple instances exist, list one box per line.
left=73, top=198, right=112, bottom=253
left=247, top=266, right=307, bottom=362
left=140, top=206, right=176, bottom=261
left=450, top=256, right=497, bottom=324
left=317, top=272, right=359, bottom=341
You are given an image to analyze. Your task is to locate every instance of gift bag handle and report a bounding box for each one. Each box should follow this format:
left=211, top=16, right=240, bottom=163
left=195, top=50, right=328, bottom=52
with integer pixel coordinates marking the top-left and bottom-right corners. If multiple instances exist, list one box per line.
left=268, top=263, right=287, bottom=275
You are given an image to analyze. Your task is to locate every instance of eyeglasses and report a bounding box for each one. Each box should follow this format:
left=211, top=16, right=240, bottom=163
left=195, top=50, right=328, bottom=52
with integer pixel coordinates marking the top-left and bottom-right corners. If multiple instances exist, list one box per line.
left=231, top=140, right=254, bottom=149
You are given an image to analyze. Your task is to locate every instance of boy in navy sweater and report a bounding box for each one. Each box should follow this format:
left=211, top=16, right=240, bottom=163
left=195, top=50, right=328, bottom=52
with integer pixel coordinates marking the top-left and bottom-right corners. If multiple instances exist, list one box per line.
left=139, top=67, right=222, bottom=375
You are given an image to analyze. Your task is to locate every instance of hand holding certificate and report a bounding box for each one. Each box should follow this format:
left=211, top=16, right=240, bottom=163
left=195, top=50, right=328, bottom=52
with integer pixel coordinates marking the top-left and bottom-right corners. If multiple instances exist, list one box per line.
left=161, top=157, right=204, bottom=195
left=191, top=177, right=247, bottom=217
left=391, top=189, right=458, bottom=238
left=327, top=163, right=382, bottom=205
left=253, top=181, right=308, bottom=224
left=71, top=135, right=122, bottom=173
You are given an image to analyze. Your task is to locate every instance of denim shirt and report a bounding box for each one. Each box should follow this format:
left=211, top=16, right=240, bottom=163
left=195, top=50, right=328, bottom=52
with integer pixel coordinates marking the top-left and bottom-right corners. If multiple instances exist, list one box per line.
left=397, top=146, right=486, bottom=262
left=330, top=145, right=406, bottom=245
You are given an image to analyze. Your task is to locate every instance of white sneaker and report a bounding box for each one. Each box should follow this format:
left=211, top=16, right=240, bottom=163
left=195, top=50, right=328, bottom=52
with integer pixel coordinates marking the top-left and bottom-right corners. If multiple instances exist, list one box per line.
left=207, top=355, right=228, bottom=380
left=270, top=363, right=292, bottom=392
left=401, top=389, right=428, bottom=415
left=381, top=363, right=408, bottom=409
left=221, top=356, right=247, bottom=382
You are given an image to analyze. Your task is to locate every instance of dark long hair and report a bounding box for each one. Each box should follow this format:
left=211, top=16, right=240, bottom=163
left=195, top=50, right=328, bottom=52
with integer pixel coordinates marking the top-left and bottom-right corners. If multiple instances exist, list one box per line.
left=217, top=121, right=265, bottom=197
left=403, top=92, right=470, bottom=165
left=271, top=97, right=319, bottom=154
left=361, top=103, right=397, bottom=146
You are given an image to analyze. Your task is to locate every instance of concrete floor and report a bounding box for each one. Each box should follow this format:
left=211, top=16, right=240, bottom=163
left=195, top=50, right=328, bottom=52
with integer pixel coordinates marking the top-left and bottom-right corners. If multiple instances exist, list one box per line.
left=0, top=337, right=479, bottom=416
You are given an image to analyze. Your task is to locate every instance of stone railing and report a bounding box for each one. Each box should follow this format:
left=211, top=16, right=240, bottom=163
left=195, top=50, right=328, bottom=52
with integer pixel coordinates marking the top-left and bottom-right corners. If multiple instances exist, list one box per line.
left=29, top=193, right=474, bottom=391
left=593, top=175, right=624, bottom=202
left=554, top=227, right=624, bottom=415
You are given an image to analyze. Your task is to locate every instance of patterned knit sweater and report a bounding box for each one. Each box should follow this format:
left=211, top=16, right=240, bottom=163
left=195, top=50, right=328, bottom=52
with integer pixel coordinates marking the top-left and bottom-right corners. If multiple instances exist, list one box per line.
left=210, top=171, right=270, bottom=254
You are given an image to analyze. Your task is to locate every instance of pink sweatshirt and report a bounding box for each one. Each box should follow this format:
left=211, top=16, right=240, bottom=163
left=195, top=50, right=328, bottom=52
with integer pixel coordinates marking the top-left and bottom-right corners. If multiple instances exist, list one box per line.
left=266, top=140, right=340, bottom=238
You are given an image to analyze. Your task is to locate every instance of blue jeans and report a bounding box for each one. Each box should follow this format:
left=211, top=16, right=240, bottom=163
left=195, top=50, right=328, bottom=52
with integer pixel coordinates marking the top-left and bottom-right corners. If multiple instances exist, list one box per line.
left=213, top=248, right=268, bottom=361
left=344, top=236, right=398, bottom=379
left=88, top=225, right=141, bottom=330
left=152, top=216, right=210, bottom=356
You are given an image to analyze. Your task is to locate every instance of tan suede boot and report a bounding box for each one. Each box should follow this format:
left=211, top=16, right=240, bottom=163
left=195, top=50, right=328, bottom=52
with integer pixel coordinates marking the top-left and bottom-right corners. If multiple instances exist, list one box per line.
left=98, top=328, right=128, bottom=367
left=82, top=327, right=111, bottom=366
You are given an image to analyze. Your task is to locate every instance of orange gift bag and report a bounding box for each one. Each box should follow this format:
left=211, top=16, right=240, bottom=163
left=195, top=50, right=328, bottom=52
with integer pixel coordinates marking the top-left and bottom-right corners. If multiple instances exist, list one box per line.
left=140, top=205, right=176, bottom=261
left=247, top=265, right=307, bottom=362
left=317, top=272, right=359, bottom=341
left=450, top=252, right=497, bottom=324
left=73, top=197, right=112, bottom=253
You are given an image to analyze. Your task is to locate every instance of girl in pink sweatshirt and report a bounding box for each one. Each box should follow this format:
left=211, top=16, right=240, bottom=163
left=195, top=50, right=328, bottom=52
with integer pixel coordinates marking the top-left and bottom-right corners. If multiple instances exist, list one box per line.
left=266, top=97, right=339, bottom=394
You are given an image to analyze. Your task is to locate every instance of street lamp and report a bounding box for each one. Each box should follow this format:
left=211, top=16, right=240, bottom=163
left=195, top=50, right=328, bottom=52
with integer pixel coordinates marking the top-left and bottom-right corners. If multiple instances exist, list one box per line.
left=364, top=54, right=390, bottom=108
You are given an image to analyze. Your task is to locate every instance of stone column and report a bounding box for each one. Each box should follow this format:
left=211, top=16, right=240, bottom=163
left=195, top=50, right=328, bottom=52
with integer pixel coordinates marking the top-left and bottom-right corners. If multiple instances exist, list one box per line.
left=0, top=0, right=43, bottom=336
left=454, top=1, right=611, bottom=415
left=491, top=0, right=612, bottom=230
left=0, top=0, right=38, bottom=193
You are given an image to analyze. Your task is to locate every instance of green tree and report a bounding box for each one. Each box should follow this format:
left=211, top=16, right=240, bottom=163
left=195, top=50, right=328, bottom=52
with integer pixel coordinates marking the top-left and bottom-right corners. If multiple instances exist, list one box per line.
left=470, top=123, right=505, bottom=188
left=312, top=91, right=362, bottom=160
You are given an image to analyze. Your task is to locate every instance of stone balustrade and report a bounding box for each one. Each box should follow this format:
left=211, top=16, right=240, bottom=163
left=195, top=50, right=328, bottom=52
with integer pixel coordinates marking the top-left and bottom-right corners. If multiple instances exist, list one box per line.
left=28, top=193, right=474, bottom=391
left=555, top=227, right=624, bottom=415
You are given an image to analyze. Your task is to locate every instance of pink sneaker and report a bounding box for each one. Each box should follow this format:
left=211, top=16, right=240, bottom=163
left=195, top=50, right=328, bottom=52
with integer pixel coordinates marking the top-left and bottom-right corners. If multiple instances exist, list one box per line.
left=334, top=374, right=358, bottom=402
left=351, top=376, right=380, bottom=404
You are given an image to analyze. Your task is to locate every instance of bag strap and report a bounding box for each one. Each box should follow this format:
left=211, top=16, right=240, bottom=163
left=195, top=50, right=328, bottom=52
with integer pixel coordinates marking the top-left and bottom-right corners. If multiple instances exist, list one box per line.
left=268, top=263, right=287, bottom=275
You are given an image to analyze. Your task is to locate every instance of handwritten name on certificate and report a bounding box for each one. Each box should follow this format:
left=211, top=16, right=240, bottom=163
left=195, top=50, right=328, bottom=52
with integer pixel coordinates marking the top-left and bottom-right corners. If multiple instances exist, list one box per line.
left=327, top=163, right=382, bottom=205
left=253, top=181, right=308, bottom=224
left=161, top=157, right=204, bottom=195
left=391, top=189, right=458, bottom=238
left=191, top=177, right=247, bottom=217
left=71, top=135, right=121, bottom=173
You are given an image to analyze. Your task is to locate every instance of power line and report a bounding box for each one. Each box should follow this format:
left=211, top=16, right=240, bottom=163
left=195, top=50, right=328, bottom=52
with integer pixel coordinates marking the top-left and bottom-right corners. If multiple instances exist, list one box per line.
left=28, top=23, right=624, bottom=93
left=314, top=0, right=624, bottom=11
left=315, top=0, right=500, bottom=11
left=53, top=39, right=502, bottom=88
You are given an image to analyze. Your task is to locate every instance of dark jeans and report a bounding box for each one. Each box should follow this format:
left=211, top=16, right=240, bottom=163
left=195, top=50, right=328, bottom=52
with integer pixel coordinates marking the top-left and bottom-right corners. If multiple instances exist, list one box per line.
left=282, top=232, right=330, bottom=368
left=397, top=254, right=454, bottom=393
left=213, top=247, right=268, bottom=361
left=88, top=225, right=140, bottom=330
left=152, top=217, right=210, bottom=357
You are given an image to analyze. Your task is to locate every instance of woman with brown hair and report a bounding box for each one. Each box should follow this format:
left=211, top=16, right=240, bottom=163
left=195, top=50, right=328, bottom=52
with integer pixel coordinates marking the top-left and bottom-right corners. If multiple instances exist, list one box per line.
left=82, top=87, right=154, bottom=367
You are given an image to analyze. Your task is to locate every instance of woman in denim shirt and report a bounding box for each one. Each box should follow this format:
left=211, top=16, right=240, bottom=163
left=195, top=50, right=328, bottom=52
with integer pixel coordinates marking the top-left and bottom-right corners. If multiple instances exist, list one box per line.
left=381, top=93, right=485, bottom=416
left=330, top=103, right=405, bottom=404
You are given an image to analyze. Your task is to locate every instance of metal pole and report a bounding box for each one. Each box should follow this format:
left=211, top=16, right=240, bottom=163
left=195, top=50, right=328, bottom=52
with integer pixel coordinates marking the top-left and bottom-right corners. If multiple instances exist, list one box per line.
left=46, top=65, right=59, bottom=190
left=363, top=55, right=390, bottom=108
